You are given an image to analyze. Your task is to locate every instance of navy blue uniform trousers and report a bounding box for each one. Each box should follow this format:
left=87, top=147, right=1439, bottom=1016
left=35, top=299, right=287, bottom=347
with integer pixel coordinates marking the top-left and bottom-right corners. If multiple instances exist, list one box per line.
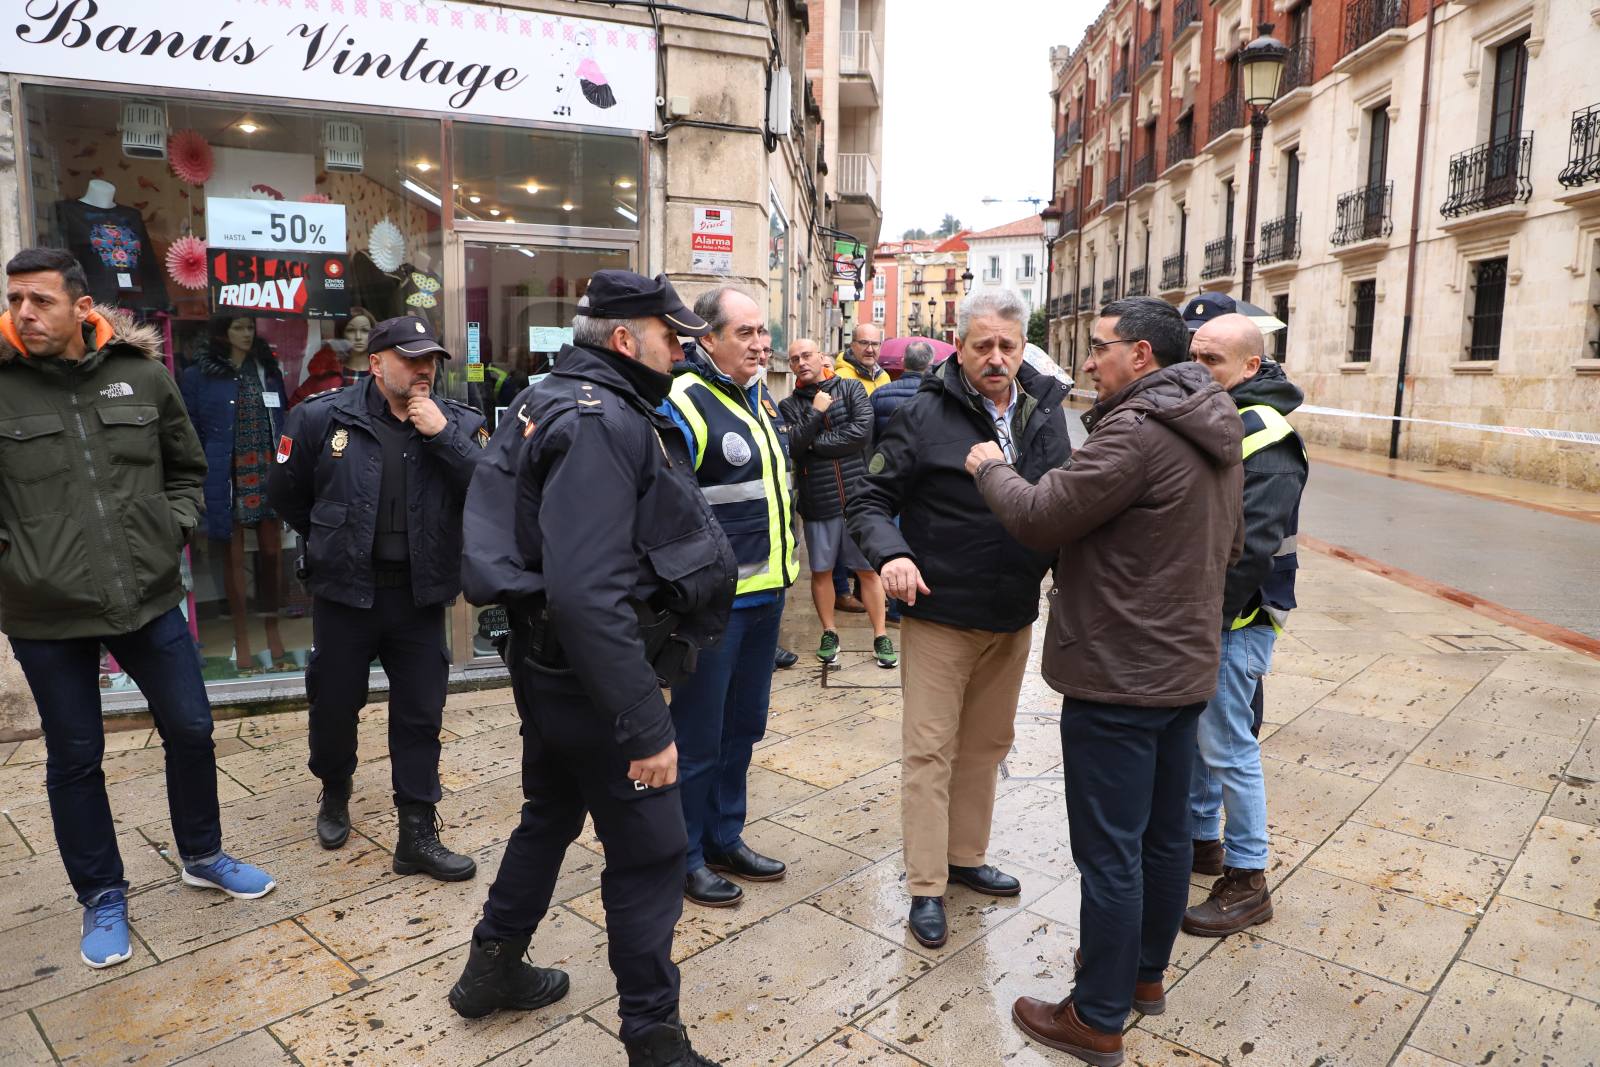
left=476, top=666, right=685, bottom=1041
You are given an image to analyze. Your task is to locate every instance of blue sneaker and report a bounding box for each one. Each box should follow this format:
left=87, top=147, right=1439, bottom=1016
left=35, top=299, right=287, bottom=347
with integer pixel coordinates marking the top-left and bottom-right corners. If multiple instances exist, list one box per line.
left=80, top=889, right=132, bottom=969
left=181, top=853, right=277, bottom=900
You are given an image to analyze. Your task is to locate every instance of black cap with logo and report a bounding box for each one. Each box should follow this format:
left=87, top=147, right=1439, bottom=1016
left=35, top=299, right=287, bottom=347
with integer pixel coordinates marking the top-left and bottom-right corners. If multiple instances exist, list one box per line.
left=369, top=314, right=451, bottom=359
left=582, top=271, right=711, bottom=337
left=1178, top=292, right=1237, bottom=332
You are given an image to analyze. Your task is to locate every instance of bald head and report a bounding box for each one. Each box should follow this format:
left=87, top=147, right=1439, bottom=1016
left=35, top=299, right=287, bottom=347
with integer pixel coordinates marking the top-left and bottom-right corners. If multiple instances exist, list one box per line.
left=1190, top=312, right=1264, bottom=390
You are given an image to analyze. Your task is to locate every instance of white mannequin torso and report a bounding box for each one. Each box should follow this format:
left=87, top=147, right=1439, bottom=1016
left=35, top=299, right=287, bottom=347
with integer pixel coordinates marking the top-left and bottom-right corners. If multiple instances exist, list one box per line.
left=81, top=180, right=116, bottom=209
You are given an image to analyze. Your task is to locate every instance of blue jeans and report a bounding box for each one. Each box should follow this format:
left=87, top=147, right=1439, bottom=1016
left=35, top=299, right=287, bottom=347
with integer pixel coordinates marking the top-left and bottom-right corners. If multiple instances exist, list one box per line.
left=1061, top=698, right=1203, bottom=1033
left=10, top=607, right=222, bottom=904
left=669, top=597, right=783, bottom=871
left=1189, top=624, right=1275, bottom=869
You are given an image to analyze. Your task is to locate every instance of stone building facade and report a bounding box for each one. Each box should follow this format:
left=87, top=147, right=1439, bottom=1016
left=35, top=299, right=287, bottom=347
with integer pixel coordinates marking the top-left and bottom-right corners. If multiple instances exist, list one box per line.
left=1044, top=0, right=1600, bottom=489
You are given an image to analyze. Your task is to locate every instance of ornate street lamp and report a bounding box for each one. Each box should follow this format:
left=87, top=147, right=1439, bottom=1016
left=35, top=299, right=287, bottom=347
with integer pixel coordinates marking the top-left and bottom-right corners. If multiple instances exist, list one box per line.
left=1239, top=29, right=1288, bottom=303
left=927, top=297, right=939, bottom=339
left=961, top=267, right=975, bottom=295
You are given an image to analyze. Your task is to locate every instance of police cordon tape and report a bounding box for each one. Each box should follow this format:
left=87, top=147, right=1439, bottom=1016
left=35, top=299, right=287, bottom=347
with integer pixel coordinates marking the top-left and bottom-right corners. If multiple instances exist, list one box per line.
left=1065, top=389, right=1600, bottom=447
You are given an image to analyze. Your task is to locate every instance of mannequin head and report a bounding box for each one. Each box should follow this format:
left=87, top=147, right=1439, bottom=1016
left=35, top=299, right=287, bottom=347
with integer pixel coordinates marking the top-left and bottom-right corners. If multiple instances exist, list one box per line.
left=342, top=306, right=374, bottom=365
left=208, top=315, right=257, bottom=365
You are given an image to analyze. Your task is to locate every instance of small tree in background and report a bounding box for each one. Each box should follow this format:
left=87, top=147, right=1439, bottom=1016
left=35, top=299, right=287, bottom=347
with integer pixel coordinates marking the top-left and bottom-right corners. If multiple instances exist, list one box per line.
left=936, top=214, right=962, bottom=237
left=1028, top=308, right=1048, bottom=349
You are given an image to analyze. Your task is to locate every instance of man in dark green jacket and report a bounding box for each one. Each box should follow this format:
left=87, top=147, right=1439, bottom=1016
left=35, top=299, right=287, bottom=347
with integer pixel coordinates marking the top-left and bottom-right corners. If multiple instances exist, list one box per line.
left=0, top=248, right=276, bottom=973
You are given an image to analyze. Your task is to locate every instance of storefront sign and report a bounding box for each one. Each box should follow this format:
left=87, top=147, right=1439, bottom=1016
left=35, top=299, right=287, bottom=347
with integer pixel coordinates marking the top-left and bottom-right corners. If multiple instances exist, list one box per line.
left=692, top=207, right=734, bottom=277
left=3, top=0, right=657, bottom=132
left=466, top=321, right=482, bottom=362
left=209, top=248, right=351, bottom=319
left=208, top=198, right=348, bottom=254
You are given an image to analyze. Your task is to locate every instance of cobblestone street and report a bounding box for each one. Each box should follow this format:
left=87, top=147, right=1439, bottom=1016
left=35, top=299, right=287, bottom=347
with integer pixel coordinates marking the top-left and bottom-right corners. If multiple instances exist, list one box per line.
left=2, top=548, right=1598, bottom=1066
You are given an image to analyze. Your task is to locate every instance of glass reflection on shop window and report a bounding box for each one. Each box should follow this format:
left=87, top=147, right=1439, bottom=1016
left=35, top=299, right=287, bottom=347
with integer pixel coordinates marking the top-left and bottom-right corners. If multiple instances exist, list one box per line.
left=21, top=85, right=444, bottom=688
left=450, top=123, right=642, bottom=231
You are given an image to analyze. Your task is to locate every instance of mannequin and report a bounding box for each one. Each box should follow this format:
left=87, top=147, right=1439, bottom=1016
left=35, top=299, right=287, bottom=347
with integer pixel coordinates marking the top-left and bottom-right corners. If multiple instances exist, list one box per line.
left=81, top=178, right=117, bottom=209
left=291, top=306, right=374, bottom=407
left=53, top=180, right=170, bottom=309
left=179, top=316, right=292, bottom=672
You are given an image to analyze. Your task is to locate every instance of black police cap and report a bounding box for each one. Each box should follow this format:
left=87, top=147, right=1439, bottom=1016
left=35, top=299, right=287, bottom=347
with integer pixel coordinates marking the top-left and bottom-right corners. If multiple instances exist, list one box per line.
left=582, top=271, right=711, bottom=337
left=369, top=314, right=451, bottom=359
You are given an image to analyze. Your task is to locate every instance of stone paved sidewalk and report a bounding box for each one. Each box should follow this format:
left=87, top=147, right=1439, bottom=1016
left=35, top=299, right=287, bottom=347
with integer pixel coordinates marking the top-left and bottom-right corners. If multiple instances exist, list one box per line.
left=1, top=549, right=1598, bottom=1066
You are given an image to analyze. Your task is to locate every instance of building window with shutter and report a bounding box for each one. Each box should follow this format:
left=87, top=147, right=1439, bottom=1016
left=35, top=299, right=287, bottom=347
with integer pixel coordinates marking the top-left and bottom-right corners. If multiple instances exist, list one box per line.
left=872, top=300, right=886, bottom=323
left=1272, top=294, right=1290, bottom=363
left=1467, top=257, right=1508, bottom=361
left=1350, top=279, right=1377, bottom=362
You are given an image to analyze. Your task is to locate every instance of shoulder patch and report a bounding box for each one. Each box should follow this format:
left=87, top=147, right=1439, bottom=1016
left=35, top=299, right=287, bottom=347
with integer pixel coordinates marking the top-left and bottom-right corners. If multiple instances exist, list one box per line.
left=475, top=426, right=490, bottom=448
left=868, top=452, right=886, bottom=475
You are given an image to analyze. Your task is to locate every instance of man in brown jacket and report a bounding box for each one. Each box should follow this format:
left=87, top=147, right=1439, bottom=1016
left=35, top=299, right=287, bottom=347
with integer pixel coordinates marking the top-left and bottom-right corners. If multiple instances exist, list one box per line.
left=965, top=296, right=1243, bottom=1066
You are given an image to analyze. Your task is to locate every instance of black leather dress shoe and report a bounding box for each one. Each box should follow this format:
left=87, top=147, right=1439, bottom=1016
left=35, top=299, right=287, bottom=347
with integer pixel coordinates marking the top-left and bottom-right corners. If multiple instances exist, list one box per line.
left=774, top=646, right=799, bottom=669
left=948, top=864, right=1021, bottom=897
left=909, top=896, right=947, bottom=948
left=685, top=866, right=744, bottom=908
left=706, top=843, right=786, bottom=882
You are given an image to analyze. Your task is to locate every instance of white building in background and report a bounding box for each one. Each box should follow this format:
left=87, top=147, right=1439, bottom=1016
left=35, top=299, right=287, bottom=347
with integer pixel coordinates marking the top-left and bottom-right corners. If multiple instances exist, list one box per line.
left=965, top=215, right=1048, bottom=315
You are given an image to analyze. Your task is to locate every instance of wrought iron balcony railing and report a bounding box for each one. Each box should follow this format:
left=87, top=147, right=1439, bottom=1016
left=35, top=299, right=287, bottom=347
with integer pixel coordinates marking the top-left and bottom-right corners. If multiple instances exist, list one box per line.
left=1127, top=266, right=1149, bottom=297
left=1131, top=154, right=1156, bottom=190
left=1209, top=89, right=1242, bottom=142
left=1161, top=252, right=1187, bottom=291
left=1559, top=102, right=1600, bottom=189
left=1201, top=236, right=1234, bottom=279
left=1102, top=277, right=1120, bottom=304
left=1344, top=0, right=1406, bottom=56
left=1440, top=133, right=1534, bottom=218
left=1139, top=24, right=1162, bottom=71
left=1060, top=208, right=1079, bottom=234
left=1067, top=117, right=1083, bottom=146
left=1104, top=174, right=1123, bottom=207
left=1078, top=285, right=1094, bottom=310
left=1330, top=180, right=1394, bottom=245
left=1111, top=67, right=1129, bottom=99
left=1167, top=125, right=1194, bottom=169
left=1257, top=213, right=1301, bottom=265
left=1056, top=132, right=1071, bottom=157
left=1280, top=38, right=1315, bottom=95
left=1172, top=0, right=1201, bottom=41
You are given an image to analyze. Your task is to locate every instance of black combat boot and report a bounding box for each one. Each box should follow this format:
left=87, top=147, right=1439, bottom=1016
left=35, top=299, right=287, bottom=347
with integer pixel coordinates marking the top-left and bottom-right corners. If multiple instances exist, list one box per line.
left=316, top=777, right=352, bottom=850
left=447, top=933, right=569, bottom=1019
left=625, top=1018, right=722, bottom=1067
left=392, top=803, right=477, bottom=881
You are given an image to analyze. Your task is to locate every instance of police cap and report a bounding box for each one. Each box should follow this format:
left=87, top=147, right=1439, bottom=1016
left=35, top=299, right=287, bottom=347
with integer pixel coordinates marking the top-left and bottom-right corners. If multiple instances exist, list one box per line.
left=583, top=271, right=711, bottom=337
left=1178, top=292, right=1237, bottom=333
left=369, top=315, right=451, bottom=359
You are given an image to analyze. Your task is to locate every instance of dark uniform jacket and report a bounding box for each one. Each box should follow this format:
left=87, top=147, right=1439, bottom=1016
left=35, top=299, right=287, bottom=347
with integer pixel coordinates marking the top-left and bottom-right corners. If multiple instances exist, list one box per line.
left=1224, top=360, right=1308, bottom=624
left=460, top=343, right=737, bottom=761
left=778, top=376, right=872, bottom=522
left=267, top=376, right=486, bottom=609
left=869, top=371, right=923, bottom=439
left=0, top=307, right=205, bottom=640
left=848, top=359, right=1071, bottom=634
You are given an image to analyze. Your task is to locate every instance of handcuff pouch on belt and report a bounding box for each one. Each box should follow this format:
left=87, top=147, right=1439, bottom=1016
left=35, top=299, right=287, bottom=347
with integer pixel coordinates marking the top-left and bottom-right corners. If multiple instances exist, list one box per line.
left=503, top=596, right=694, bottom=688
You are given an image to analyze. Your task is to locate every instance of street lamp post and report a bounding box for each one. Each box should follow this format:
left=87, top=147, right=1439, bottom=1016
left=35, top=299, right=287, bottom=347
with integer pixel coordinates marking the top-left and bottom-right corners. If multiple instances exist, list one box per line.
left=1238, top=29, right=1288, bottom=304
left=1040, top=204, right=1063, bottom=360
left=961, top=268, right=975, bottom=295
left=927, top=298, right=939, bottom=340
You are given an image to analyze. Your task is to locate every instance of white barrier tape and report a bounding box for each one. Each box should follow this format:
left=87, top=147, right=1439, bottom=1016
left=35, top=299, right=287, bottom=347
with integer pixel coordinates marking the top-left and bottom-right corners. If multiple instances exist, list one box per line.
left=1066, top=388, right=1600, bottom=447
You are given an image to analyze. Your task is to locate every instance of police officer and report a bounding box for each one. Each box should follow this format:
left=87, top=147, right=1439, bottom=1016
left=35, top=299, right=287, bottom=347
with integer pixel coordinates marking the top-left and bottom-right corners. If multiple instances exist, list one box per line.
left=266, top=315, right=483, bottom=881
left=449, top=272, right=734, bottom=1067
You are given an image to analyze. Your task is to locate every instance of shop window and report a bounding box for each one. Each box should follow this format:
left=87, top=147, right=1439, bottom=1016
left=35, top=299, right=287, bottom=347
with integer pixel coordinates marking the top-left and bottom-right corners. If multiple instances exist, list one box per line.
left=1466, top=257, right=1507, bottom=361
left=450, top=122, right=640, bottom=231
left=768, top=191, right=790, bottom=353
left=21, top=84, right=445, bottom=688
left=1271, top=294, right=1290, bottom=363
left=1350, top=279, right=1377, bottom=362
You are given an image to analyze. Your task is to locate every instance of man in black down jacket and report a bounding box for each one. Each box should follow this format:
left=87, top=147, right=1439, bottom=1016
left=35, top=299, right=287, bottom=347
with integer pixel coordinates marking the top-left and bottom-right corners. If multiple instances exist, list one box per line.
left=847, top=288, right=1070, bottom=950
left=778, top=342, right=896, bottom=669
left=869, top=339, right=932, bottom=439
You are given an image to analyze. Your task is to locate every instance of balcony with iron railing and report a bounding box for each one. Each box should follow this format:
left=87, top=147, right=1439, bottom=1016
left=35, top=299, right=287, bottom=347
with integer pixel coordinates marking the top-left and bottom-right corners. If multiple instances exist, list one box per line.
left=943, top=276, right=960, bottom=293
left=1172, top=0, right=1201, bottom=44
left=1104, top=174, right=1123, bottom=208
left=1336, top=0, right=1407, bottom=74
left=1201, top=236, right=1234, bottom=280
left=1331, top=180, right=1394, bottom=246
left=1111, top=67, right=1130, bottom=100
left=1102, top=277, right=1120, bottom=304
left=838, top=153, right=882, bottom=209
left=1440, top=133, right=1533, bottom=218
left=1078, top=285, right=1094, bottom=312
left=1160, top=252, right=1187, bottom=292
left=1256, top=213, right=1301, bottom=266
left=1067, top=117, right=1083, bottom=147
left=1559, top=103, right=1600, bottom=189
left=1127, top=265, right=1149, bottom=296
left=1131, top=154, right=1156, bottom=191
left=1060, top=207, right=1079, bottom=234
left=1056, top=131, right=1071, bottom=157
left=1208, top=88, right=1243, bottom=148
left=1273, top=38, right=1315, bottom=107
left=839, top=30, right=884, bottom=100
left=1138, top=23, right=1163, bottom=76
left=1165, top=125, right=1195, bottom=174
left=1016, top=265, right=1038, bottom=282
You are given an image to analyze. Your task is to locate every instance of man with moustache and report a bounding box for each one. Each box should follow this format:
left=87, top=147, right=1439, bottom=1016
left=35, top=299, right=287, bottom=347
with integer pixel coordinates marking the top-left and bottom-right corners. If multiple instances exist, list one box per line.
left=268, top=314, right=484, bottom=880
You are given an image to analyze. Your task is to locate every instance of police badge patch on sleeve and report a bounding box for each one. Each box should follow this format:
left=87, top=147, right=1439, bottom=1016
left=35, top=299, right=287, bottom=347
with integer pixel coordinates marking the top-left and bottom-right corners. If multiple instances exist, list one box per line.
left=721, top=431, right=752, bottom=467
left=276, top=435, right=293, bottom=464
left=476, top=426, right=490, bottom=448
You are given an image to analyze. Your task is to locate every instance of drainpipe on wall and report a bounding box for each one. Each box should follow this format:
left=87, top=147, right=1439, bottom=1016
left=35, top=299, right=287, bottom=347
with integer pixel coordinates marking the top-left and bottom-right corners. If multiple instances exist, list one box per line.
left=1390, top=0, right=1439, bottom=459
left=1072, top=91, right=1089, bottom=378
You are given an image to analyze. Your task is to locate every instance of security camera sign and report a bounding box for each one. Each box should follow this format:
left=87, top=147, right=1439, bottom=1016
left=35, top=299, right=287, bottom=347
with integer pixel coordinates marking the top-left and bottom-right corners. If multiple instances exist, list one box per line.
left=692, top=206, right=734, bottom=276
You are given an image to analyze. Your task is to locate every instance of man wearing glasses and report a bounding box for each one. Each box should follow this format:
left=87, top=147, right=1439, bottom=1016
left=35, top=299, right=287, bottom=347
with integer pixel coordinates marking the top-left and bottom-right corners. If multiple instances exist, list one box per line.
left=832, top=322, right=890, bottom=394
left=968, top=296, right=1243, bottom=1065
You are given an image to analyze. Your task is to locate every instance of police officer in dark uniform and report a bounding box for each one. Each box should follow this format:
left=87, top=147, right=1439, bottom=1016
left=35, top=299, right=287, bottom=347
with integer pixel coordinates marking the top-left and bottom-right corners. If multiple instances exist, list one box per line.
left=449, top=272, right=734, bottom=1067
left=267, top=315, right=483, bottom=881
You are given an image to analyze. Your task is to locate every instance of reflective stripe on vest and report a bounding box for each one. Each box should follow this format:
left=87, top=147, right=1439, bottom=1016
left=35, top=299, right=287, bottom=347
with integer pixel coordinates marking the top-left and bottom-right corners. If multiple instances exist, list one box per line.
left=1230, top=404, right=1304, bottom=633
left=668, top=374, right=798, bottom=596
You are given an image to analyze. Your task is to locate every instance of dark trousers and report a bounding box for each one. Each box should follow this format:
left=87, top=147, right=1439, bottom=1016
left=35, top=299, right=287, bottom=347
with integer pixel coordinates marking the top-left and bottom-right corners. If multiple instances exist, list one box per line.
left=476, top=667, right=685, bottom=1042
left=305, top=586, right=447, bottom=807
left=9, top=607, right=221, bottom=904
left=1060, top=697, right=1204, bottom=1033
left=669, top=597, right=783, bottom=871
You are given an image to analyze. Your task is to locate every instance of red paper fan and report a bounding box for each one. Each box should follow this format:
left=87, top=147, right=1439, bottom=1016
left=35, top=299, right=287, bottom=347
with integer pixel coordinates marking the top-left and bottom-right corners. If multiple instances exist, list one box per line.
left=167, top=130, right=213, bottom=186
left=301, top=193, right=333, bottom=204
left=166, top=235, right=208, bottom=290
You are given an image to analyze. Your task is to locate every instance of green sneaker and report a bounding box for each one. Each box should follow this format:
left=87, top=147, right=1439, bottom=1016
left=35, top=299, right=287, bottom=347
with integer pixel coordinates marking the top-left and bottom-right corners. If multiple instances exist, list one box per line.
left=817, top=630, right=840, bottom=664
left=874, top=635, right=898, bottom=669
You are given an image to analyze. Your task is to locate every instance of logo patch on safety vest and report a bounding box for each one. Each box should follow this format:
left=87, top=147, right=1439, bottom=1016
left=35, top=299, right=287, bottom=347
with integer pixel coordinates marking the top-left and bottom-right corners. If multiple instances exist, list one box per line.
left=721, top=431, right=752, bottom=467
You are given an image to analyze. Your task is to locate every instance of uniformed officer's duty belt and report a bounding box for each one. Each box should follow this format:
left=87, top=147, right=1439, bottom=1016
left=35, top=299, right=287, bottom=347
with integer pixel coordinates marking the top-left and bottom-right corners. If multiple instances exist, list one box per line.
left=504, top=599, right=696, bottom=688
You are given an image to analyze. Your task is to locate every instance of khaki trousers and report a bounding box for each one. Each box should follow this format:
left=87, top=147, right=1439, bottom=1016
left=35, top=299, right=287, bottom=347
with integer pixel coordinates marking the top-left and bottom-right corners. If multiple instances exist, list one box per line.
left=900, top=616, right=1032, bottom=897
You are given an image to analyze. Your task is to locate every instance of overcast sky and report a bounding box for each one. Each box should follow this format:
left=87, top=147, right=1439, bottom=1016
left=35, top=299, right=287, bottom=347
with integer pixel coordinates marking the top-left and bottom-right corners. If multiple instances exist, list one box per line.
left=881, top=0, right=1099, bottom=239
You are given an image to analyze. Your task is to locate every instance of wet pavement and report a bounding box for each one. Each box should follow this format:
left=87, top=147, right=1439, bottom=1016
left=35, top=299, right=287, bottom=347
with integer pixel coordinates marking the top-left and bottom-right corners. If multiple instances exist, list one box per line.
left=2, top=546, right=1597, bottom=1066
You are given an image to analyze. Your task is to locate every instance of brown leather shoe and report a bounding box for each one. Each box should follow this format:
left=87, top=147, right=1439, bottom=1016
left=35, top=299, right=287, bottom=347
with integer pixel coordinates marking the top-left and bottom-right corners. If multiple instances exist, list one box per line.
left=1192, top=838, right=1224, bottom=876
left=1071, top=948, right=1165, bottom=1014
left=1011, top=996, right=1124, bottom=1066
left=835, top=594, right=867, bottom=613
left=1182, top=867, right=1273, bottom=937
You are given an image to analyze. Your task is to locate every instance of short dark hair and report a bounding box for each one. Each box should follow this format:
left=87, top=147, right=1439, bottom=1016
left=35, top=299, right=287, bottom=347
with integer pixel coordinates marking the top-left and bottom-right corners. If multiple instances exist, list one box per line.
left=903, top=340, right=934, bottom=373
left=693, top=285, right=755, bottom=338
left=1099, top=296, right=1189, bottom=367
left=5, top=247, right=90, bottom=300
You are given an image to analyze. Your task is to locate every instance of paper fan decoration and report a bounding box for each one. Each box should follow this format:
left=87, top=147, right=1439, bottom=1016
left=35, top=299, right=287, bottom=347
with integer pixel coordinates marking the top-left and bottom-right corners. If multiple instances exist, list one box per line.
left=301, top=193, right=333, bottom=204
left=167, top=130, right=213, bottom=185
left=368, top=217, right=406, bottom=273
left=166, top=236, right=208, bottom=290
